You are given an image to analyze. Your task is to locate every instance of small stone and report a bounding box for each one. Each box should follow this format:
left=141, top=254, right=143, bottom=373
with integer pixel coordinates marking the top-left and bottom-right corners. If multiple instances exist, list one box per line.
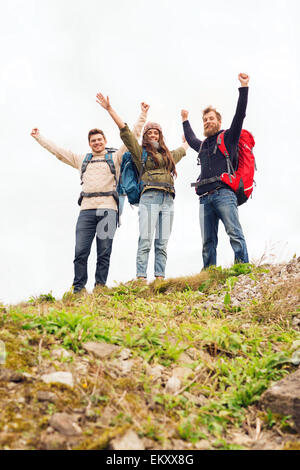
left=82, top=341, right=120, bottom=359
left=111, top=359, right=134, bottom=376
left=41, top=371, right=74, bottom=387
left=119, top=348, right=132, bottom=360
left=195, top=440, right=212, bottom=450
left=165, top=376, right=181, bottom=395
left=178, top=352, right=195, bottom=364
left=172, top=367, right=193, bottom=381
left=22, top=372, right=35, bottom=380
left=292, top=317, right=300, bottom=328
left=37, top=391, right=58, bottom=403
left=172, top=439, right=193, bottom=449
left=146, top=364, right=164, bottom=381
left=49, top=413, right=82, bottom=436
left=74, top=362, right=89, bottom=374
left=39, top=431, right=68, bottom=450
left=109, top=430, right=145, bottom=450
left=0, top=367, right=25, bottom=383
left=16, top=397, right=26, bottom=404
left=51, top=348, right=72, bottom=360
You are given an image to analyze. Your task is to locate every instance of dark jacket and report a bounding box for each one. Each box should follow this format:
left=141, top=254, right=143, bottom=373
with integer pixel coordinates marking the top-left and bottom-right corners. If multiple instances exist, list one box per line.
left=183, top=87, right=248, bottom=195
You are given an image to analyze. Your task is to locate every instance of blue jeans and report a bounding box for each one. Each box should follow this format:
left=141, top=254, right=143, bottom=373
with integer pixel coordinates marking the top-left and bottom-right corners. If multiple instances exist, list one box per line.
left=73, top=209, right=117, bottom=292
left=199, top=188, right=249, bottom=268
left=137, top=190, right=174, bottom=278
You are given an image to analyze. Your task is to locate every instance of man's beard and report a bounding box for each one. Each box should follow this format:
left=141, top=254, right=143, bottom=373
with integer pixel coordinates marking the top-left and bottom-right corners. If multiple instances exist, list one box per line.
left=204, top=123, right=220, bottom=138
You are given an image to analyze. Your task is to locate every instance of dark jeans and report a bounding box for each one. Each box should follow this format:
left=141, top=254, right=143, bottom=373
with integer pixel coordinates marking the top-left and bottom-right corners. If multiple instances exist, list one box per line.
left=199, top=188, right=249, bottom=268
left=73, top=209, right=117, bottom=292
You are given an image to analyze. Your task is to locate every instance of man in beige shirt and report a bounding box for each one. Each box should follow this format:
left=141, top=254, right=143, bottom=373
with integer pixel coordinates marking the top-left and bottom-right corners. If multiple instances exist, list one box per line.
left=31, top=103, right=149, bottom=293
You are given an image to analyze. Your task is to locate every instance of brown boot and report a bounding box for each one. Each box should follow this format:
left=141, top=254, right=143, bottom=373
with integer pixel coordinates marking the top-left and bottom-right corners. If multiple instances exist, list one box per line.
left=93, top=284, right=106, bottom=295
left=72, top=287, right=88, bottom=298
left=135, top=277, right=147, bottom=285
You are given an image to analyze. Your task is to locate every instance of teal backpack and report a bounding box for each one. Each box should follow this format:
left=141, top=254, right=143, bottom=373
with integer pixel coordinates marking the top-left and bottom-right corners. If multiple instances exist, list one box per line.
left=117, top=149, right=148, bottom=205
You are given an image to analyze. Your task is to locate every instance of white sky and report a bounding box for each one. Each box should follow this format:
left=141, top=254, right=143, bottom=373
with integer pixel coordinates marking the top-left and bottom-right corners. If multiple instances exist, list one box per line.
left=0, top=0, right=299, bottom=304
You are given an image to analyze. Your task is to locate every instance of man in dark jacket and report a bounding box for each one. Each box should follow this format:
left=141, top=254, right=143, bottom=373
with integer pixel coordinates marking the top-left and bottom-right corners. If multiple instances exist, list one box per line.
left=182, top=73, right=250, bottom=268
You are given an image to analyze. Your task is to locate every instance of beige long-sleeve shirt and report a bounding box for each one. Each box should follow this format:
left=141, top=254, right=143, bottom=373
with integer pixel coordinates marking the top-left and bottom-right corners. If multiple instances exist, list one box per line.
left=34, top=111, right=147, bottom=211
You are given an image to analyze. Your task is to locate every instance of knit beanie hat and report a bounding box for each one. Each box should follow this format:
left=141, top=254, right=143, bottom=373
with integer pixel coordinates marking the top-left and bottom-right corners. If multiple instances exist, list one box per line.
left=143, top=122, right=162, bottom=136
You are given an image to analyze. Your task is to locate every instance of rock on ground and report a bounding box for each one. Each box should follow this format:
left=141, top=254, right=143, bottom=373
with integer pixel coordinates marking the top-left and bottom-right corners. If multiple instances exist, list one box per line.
left=41, top=371, right=74, bottom=387
left=172, top=367, right=193, bottom=381
left=109, top=430, right=145, bottom=450
left=51, top=348, right=72, bottom=360
left=260, top=368, right=300, bottom=432
left=82, top=342, right=120, bottom=359
left=165, top=376, right=181, bottom=395
left=37, top=391, right=58, bottom=403
left=49, top=413, right=82, bottom=436
left=145, top=364, right=164, bottom=381
left=0, top=367, right=26, bottom=383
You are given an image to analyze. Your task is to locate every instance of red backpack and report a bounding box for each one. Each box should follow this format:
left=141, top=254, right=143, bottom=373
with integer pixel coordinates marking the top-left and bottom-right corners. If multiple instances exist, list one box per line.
left=217, top=129, right=256, bottom=205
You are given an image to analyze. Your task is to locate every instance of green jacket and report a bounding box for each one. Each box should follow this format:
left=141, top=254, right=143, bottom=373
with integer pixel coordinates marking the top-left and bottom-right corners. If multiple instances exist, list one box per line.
left=120, top=124, right=186, bottom=196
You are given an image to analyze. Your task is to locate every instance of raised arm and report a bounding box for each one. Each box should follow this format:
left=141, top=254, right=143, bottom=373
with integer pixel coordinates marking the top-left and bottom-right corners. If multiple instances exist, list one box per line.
left=30, top=128, right=81, bottom=169
left=227, top=73, right=249, bottom=144
left=132, top=102, right=149, bottom=138
left=96, top=94, right=149, bottom=165
left=181, top=110, right=202, bottom=152
left=96, top=95, right=142, bottom=168
left=116, top=102, right=149, bottom=163
left=96, top=93, right=126, bottom=130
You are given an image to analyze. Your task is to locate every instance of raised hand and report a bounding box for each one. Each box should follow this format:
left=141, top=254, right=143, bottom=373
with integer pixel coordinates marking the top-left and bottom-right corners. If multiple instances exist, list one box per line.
left=31, top=128, right=40, bottom=138
left=181, top=109, right=189, bottom=121
left=238, top=73, right=250, bottom=87
left=141, top=102, right=150, bottom=113
left=96, top=93, right=111, bottom=111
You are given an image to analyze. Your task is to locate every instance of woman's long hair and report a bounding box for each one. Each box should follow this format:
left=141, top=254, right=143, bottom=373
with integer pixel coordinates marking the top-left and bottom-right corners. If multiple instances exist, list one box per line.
left=142, top=131, right=177, bottom=178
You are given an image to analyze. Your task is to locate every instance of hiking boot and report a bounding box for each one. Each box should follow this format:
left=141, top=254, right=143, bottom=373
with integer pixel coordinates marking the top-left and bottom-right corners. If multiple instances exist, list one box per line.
left=73, top=287, right=87, bottom=297
left=135, top=277, right=147, bottom=285
left=93, top=284, right=107, bottom=295
left=62, top=287, right=87, bottom=302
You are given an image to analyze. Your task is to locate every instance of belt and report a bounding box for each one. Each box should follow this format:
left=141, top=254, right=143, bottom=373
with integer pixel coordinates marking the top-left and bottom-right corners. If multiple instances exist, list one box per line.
left=199, top=187, right=222, bottom=198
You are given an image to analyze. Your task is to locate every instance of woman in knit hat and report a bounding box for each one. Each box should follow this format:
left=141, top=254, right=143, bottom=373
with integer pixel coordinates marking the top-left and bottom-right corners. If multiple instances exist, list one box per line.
left=96, top=93, right=188, bottom=281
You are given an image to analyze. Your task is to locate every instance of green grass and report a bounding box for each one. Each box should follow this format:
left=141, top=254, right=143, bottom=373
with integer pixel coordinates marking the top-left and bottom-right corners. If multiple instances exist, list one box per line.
left=0, top=262, right=299, bottom=450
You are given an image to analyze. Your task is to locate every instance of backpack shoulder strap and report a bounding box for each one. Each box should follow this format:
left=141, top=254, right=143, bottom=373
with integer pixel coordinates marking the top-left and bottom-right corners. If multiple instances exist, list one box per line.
left=80, top=153, right=93, bottom=184
left=138, top=149, right=148, bottom=181
left=141, top=149, right=148, bottom=164
left=216, top=131, right=229, bottom=157
left=216, top=131, right=235, bottom=179
left=105, top=153, right=117, bottom=185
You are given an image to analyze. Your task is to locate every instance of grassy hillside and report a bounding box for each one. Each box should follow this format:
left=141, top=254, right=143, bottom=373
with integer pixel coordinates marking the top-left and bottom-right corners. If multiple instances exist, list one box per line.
left=0, top=260, right=299, bottom=450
